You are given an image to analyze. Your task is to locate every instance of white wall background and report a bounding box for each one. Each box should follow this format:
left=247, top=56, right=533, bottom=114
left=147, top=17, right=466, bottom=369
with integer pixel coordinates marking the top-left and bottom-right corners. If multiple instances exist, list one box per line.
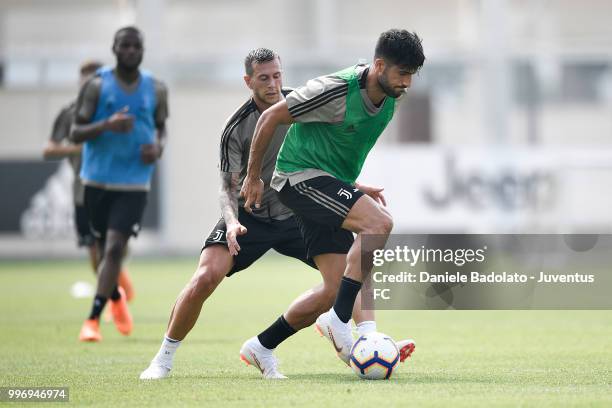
left=1, top=0, right=611, bottom=256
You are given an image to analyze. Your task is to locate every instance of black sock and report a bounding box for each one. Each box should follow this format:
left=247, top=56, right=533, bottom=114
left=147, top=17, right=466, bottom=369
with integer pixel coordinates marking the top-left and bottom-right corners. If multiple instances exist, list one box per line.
left=88, top=295, right=108, bottom=320
left=110, top=286, right=121, bottom=301
left=333, top=277, right=362, bottom=323
left=257, top=315, right=296, bottom=350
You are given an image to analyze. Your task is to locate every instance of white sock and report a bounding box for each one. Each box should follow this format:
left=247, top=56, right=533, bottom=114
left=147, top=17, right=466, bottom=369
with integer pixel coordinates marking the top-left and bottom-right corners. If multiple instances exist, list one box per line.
left=153, top=335, right=181, bottom=368
left=356, top=321, right=377, bottom=336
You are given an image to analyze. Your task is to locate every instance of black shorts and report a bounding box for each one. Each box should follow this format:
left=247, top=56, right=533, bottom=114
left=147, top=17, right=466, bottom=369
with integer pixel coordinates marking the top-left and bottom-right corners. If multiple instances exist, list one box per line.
left=203, top=208, right=317, bottom=276
left=84, top=185, right=147, bottom=243
left=276, top=176, right=362, bottom=259
left=74, top=204, right=95, bottom=247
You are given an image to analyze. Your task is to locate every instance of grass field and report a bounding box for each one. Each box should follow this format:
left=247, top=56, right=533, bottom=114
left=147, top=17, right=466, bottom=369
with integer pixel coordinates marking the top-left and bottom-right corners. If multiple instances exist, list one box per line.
left=0, top=256, right=610, bottom=407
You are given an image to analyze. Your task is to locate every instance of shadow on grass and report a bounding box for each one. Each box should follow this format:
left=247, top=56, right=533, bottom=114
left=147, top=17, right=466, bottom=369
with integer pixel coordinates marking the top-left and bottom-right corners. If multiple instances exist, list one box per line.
left=159, top=373, right=360, bottom=385
left=290, top=371, right=502, bottom=385
left=151, top=371, right=501, bottom=385
left=116, top=336, right=235, bottom=346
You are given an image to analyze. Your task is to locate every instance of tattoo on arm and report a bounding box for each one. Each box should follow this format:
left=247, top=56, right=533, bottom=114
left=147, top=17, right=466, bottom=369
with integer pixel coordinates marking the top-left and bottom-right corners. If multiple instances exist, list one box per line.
left=219, top=172, right=240, bottom=225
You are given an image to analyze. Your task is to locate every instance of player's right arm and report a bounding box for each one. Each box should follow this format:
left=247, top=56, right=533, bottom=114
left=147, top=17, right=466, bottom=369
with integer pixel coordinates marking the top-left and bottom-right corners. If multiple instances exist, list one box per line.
left=241, top=101, right=294, bottom=212
left=70, top=77, right=134, bottom=143
left=219, top=107, right=252, bottom=255
left=43, top=141, right=81, bottom=159
left=43, top=107, right=82, bottom=159
left=219, top=171, right=247, bottom=256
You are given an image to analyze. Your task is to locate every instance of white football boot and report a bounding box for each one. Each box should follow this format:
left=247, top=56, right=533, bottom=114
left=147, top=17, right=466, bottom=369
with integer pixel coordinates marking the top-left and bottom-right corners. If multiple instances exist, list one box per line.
left=139, top=361, right=171, bottom=380
left=314, top=309, right=354, bottom=366
left=239, top=337, right=287, bottom=379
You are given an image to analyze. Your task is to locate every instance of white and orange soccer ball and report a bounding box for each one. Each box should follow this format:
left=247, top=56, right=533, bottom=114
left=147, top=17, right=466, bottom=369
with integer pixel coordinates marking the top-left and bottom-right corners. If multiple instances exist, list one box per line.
left=349, top=332, right=400, bottom=380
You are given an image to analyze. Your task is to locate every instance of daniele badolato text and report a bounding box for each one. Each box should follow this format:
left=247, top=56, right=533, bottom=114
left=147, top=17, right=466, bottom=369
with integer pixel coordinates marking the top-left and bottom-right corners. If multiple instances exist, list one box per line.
left=371, top=246, right=595, bottom=284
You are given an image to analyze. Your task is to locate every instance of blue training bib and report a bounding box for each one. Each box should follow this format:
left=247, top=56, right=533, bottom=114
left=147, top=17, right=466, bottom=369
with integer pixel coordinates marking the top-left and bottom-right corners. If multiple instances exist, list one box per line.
left=80, top=67, right=157, bottom=186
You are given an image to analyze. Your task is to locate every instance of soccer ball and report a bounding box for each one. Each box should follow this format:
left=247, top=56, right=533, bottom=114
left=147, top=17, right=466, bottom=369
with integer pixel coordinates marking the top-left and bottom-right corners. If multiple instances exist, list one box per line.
left=349, top=331, right=400, bottom=380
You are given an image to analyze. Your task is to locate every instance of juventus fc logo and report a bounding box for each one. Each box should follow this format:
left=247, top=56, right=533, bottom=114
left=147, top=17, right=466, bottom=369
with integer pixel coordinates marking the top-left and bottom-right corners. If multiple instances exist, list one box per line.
left=337, top=188, right=353, bottom=200
left=211, top=229, right=224, bottom=242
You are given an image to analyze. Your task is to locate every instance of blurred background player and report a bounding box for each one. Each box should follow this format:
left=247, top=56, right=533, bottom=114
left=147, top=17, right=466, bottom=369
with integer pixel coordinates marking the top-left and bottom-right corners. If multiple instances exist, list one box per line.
left=71, top=26, right=168, bottom=342
left=140, top=48, right=413, bottom=381
left=241, top=29, right=425, bottom=364
left=43, top=60, right=135, bottom=301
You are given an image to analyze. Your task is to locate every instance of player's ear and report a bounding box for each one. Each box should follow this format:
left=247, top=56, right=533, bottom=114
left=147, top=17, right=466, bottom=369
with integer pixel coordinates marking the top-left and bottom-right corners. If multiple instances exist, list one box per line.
left=373, top=58, right=386, bottom=73
left=243, top=74, right=253, bottom=89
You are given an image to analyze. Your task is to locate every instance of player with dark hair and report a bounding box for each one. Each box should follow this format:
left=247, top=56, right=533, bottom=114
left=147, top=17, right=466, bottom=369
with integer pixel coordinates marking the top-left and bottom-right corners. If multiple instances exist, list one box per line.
left=43, top=60, right=135, bottom=299
left=241, top=29, right=425, bottom=365
left=71, top=26, right=169, bottom=342
left=140, top=47, right=414, bottom=380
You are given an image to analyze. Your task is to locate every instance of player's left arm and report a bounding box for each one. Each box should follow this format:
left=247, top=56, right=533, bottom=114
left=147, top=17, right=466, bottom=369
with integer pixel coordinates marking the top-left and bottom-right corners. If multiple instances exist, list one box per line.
left=241, top=100, right=295, bottom=211
left=141, top=80, right=169, bottom=164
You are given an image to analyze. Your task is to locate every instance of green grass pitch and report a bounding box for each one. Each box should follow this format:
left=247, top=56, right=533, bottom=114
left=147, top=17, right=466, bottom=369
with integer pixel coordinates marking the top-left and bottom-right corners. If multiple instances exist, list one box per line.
left=0, top=256, right=610, bottom=407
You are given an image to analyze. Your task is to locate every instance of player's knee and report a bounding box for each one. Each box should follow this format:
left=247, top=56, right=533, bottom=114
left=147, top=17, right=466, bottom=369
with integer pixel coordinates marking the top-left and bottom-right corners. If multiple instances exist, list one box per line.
left=364, top=212, right=394, bottom=235
left=192, top=266, right=224, bottom=295
left=380, top=213, right=394, bottom=234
